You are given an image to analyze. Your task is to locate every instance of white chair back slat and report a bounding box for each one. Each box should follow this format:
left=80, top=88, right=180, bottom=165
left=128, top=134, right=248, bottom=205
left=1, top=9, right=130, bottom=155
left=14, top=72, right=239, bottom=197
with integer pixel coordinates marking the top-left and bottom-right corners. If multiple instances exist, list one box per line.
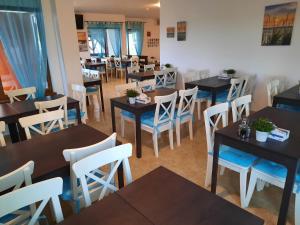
left=163, top=68, right=177, bottom=87
left=231, top=95, right=251, bottom=123
left=227, top=78, right=244, bottom=102
left=177, top=87, right=198, bottom=118
left=89, top=70, right=100, bottom=79
left=72, top=84, right=88, bottom=123
left=144, top=64, right=155, bottom=71
left=204, top=103, right=229, bottom=153
left=154, top=92, right=177, bottom=127
left=82, top=69, right=90, bottom=78
left=0, top=178, right=64, bottom=225
left=138, top=79, right=156, bottom=92
left=114, top=58, right=122, bottom=68
left=0, top=121, right=6, bottom=147
left=154, top=71, right=165, bottom=88
left=18, top=110, right=65, bottom=140
left=267, top=79, right=280, bottom=107
left=127, top=66, right=140, bottom=74
left=130, top=57, right=139, bottom=67
left=115, top=83, right=138, bottom=97
left=72, top=143, right=133, bottom=208
left=6, top=87, right=36, bottom=103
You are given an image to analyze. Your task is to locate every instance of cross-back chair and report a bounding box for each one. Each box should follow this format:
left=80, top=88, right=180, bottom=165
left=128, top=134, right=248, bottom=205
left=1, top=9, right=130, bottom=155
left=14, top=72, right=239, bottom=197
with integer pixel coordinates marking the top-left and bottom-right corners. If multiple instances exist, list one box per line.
left=163, top=68, right=177, bottom=88
left=154, top=71, right=165, bottom=89
left=6, top=87, right=36, bottom=103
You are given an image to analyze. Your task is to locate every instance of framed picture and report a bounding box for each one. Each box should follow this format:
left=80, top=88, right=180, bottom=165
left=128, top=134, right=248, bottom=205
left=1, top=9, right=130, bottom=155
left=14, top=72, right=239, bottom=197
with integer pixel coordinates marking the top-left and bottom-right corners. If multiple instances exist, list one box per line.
left=177, top=21, right=186, bottom=41
left=77, top=32, right=88, bottom=52
left=167, top=27, right=175, bottom=38
left=262, top=2, right=297, bottom=46
left=147, top=31, right=151, bottom=37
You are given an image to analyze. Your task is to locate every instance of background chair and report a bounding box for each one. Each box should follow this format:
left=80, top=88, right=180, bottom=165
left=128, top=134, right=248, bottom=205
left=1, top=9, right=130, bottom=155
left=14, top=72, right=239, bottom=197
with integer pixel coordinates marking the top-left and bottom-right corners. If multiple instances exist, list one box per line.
left=127, top=66, right=140, bottom=83
left=163, top=68, right=177, bottom=88
left=138, top=79, right=156, bottom=92
left=0, top=121, right=6, bottom=147
left=6, top=87, right=36, bottom=103
left=86, top=70, right=102, bottom=110
left=144, top=64, right=155, bottom=71
left=114, top=57, right=126, bottom=79
left=72, top=143, right=133, bottom=208
left=130, top=56, right=139, bottom=67
left=70, top=84, right=87, bottom=124
left=231, top=95, right=251, bottom=123
left=175, top=87, right=198, bottom=146
left=154, top=71, right=165, bottom=89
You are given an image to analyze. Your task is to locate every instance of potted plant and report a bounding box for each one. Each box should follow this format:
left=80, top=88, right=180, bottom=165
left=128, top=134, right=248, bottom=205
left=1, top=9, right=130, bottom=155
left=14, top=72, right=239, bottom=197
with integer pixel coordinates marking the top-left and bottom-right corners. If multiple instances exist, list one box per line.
left=252, top=118, right=274, bottom=142
left=223, top=69, right=236, bottom=77
left=165, top=63, right=172, bottom=68
left=126, top=89, right=140, bottom=104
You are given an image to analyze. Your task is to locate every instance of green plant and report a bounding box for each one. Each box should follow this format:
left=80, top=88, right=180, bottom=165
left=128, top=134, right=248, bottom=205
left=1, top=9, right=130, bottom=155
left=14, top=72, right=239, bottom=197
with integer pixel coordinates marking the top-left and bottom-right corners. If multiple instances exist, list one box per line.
left=126, top=89, right=140, bottom=98
left=165, top=63, right=172, bottom=68
left=224, top=69, right=236, bottom=75
left=252, top=118, right=274, bottom=132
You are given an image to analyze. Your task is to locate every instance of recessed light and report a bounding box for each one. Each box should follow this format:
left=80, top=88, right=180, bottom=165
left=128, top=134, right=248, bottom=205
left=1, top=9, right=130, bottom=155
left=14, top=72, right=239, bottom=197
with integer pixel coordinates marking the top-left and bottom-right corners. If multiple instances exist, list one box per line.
left=154, top=2, right=160, bottom=7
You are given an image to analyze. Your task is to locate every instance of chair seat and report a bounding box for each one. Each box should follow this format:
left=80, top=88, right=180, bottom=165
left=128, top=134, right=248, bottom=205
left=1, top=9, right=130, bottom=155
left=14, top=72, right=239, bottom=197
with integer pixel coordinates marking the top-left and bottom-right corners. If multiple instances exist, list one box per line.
left=197, top=90, right=211, bottom=99
left=0, top=206, right=30, bottom=224
left=141, top=112, right=170, bottom=128
left=68, top=109, right=85, bottom=121
left=277, top=104, right=300, bottom=112
left=209, top=145, right=257, bottom=168
left=86, top=86, right=99, bottom=93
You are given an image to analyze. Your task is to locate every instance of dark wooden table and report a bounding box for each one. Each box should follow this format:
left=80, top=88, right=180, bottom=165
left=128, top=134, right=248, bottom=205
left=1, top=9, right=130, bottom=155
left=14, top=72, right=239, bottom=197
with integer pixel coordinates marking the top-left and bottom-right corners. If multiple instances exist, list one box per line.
left=273, top=85, right=300, bottom=107
left=83, top=77, right=105, bottom=112
left=212, top=107, right=300, bottom=225
left=0, top=95, right=81, bottom=143
left=85, top=62, right=108, bottom=82
left=126, top=70, right=155, bottom=83
left=0, top=124, right=124, bottom=188
left=185, top=76, right=231, bottom=105
left=59, top=167, right=263, bottom=225
left=111, top=88, right=177, bottom=158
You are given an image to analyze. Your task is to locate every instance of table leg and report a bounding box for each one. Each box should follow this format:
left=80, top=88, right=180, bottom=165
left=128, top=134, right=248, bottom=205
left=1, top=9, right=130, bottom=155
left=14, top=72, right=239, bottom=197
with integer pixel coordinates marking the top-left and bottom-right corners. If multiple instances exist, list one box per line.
left=75, top=101, right=82, bottom=124
left=111, top=102, right=116, bottom=132
left=104, top=66, right=108, bottom=83
left=117, top=163, right=124, bottom=188
left=211, top=137, right=220, bottom=193
left=126, top=68, right=129, bottom=83
left=211, top=90, right=217, bottom=106
left=8, top=123, right=20, bottom=143
left=272, top=97, right=278, bottom=108
left=99, top=81, right=105, bottom=112
left=277, top=160, right=297, bottom=225
left=17, top=122, right=26, bottom=141
left=135, top=113, right=142, bottom=158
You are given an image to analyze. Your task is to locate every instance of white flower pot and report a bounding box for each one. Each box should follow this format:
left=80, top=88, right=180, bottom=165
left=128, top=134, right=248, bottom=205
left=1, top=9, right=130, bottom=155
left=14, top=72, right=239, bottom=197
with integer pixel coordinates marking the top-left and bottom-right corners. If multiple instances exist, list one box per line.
left=256, top=130, right=269, bottom=142
left=129, top=97, right=136, bottom=104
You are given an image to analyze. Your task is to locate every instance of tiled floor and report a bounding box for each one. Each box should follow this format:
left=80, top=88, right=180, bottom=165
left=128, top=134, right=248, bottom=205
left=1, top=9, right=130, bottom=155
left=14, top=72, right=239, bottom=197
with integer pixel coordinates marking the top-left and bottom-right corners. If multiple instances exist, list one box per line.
left=85, top=78, right=295, bottom=225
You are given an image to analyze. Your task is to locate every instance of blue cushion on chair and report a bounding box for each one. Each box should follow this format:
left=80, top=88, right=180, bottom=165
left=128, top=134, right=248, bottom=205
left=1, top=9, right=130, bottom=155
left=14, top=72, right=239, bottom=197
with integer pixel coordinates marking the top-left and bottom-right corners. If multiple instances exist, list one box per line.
left=68, top=109, right=85, bottom=120
left=209, top=145, right=257, bottom=168
left=121, top=110, right=135, bottom=119
left=277, top=104, right=300, bottom=112
left=141, top=111, right=170, bottom=128
left=86, top=86, right=99, bottom=93
left=197, top=90, right=211, bottom=99
left=0, top=206, right=30, bottom=224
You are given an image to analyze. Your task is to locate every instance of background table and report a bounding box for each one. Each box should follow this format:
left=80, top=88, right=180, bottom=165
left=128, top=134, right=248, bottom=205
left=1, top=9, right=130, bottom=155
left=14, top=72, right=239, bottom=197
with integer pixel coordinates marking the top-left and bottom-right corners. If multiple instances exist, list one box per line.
left=0, top=124, right=124, bottom=187
left=111, top=88, right=177, bottom=158
left=83, top=77, right=105, bottom=112
left=126, top=70, right=155, bottom=83
left=212, top=107, right=300, bottom=225
left=185, top=76, right=231, bottom=105
left=85, top=62, right=108, bottom=82
left=273, top=85, right=300, bottom=107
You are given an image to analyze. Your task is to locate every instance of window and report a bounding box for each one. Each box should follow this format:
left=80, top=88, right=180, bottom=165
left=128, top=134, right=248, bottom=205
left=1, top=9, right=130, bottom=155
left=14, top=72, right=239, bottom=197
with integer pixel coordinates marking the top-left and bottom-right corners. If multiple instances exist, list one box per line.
left=128, top=31, right=137, bottom=55
left=88, top=36, right=104, bottom=55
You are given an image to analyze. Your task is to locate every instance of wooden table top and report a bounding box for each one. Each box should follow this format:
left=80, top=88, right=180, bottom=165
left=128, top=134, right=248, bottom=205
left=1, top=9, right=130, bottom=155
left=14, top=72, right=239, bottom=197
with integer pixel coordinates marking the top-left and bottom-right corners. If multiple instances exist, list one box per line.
left=216, top=107, right=300, bottom=160
left=273, top=85, right=300, bottom=106
left=127, top=70, right=155, bottom=77
left=0, top=125, right=118, bottom=181
left=185, top=76, right=232, bottom=91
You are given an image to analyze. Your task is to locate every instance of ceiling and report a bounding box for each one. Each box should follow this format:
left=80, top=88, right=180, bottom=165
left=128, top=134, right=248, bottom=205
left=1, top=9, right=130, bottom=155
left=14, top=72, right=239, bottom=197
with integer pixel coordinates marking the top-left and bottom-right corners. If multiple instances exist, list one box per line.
left=73, top=0, right=160, bottom=19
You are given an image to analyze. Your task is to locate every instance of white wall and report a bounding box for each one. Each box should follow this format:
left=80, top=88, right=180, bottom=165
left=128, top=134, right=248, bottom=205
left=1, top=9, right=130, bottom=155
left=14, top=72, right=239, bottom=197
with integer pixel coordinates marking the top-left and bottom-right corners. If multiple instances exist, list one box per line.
left=160, top=0, right=300, bottom=110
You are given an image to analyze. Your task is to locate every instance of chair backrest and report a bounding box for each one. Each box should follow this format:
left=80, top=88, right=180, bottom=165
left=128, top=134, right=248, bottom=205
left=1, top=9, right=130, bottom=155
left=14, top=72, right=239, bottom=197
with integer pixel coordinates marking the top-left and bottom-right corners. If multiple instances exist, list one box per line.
left=177, top=87, right=198, bottom=119
left=239, top=74, right=256, bottom=97
left=63, top=133, right=116, bottom=202
left=144, top=64, right=155, bottom=71
left=71, top=84, right=88, bottom=122
left=199, top=69, right=210, bottom=79
left=18, top=110, right=65, bottom=140
left=114, top=58, right=122, bottom=68
left=127, top=66, right=140, bottom=74
left=138, top=79, right=156, bottom=92
left=163, top=68, right=177, bottom=87
left=0, top=177, right=64, bottom=225
left=231, top=95, right=251, bottom=123
left=82, top=68, right=90, bottom=78
left=226, top=78, right=244, bottom=102
left=267, top=79, right=280, bottom=107
left=0, top=121, right=6, bottom=147
left=203, top=103, right=229, bottom=154
left=131, top=57, right=139, bottom=67
left=6, top=87, right=36, bottom=103
left=89, top=70, right=100, bottom=79
left=183, top=70, right=200, bottom=84
left=72, top=143, right=133, bottom=208
left=34, top=96, right=68, bottom=128
left=115, top=83, right=138, bottom=97
left=154, top=71, right=165, bottom=88
left=154, top=92, right=178, bottom=127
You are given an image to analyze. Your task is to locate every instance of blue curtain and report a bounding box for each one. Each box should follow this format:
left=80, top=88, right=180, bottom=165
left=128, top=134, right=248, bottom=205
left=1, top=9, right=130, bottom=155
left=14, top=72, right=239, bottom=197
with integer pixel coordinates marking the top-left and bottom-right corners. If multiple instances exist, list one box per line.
left=0, top=0, right=47, bottom=97
left=107, top=29, right=121, bottom=57
left=89, top=29, right=106, bottom=56
left=126, top=21, right=144, bottom=56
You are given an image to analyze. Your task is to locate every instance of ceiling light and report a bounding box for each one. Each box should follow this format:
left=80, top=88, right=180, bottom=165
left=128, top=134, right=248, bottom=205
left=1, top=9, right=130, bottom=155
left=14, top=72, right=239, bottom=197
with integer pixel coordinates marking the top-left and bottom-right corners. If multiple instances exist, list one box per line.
left=153, top=2, right=160, bottom=7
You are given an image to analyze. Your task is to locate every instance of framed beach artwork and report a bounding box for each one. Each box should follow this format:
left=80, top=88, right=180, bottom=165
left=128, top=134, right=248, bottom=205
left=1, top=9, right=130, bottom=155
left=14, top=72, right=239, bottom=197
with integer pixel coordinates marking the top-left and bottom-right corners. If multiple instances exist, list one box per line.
left=177, top=21, right=186, bottom=41
left=77, top=32, right=88, bottom=52
left=262, top=2, right=298, bottom=46
left=166, top=27, right=175, bottom=38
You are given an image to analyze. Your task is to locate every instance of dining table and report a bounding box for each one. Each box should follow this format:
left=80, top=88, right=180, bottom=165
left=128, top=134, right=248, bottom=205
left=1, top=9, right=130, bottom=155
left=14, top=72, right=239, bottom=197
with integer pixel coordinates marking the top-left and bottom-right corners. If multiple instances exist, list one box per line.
left=272, top=85, right=300, bottom=107
left=110, top=88, right=178, bottom=158
left=211, top=107, right=300, bottom=225
left=126, top=70, right=156, bottom=83
left=58, top=167, right=264, bottom=225
left=0, top=124, right=125, bottom=188
left=83, top=77, right=105, bottom=112
left=185, top=76, right=232, bottom=105
left=0, top=95, right=81, bottom=143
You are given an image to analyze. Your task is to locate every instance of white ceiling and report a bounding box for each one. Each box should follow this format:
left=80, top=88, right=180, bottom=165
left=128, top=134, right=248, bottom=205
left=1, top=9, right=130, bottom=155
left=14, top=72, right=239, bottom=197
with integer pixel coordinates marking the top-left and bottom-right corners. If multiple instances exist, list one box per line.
left=73, top=0, right=160, bottom=19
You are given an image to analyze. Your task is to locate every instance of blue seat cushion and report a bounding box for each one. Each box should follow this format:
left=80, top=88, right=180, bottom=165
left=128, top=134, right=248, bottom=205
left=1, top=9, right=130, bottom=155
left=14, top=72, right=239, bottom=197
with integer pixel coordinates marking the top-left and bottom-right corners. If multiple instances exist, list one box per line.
left=215, top=91, right=229, bottom=103
left=0, top=206, right=30, bottom=224
left=141, top=111, right=171, bottom=128
left=68, top=109, right=85, bottom=120
left=121, top=110, right=135, bottom=119
left=197, top=90, right=211, bottom=99
left=277, top=104, right=300, bottom=112
left=86, top=86, right=99, bottom=93
left=209, top=145, right=257, bottom=168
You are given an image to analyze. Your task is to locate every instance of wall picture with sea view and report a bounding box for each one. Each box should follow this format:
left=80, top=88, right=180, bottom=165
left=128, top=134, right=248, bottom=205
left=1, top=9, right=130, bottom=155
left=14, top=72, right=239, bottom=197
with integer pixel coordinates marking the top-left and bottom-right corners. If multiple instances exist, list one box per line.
left=262, top=2, right=297, bottom=46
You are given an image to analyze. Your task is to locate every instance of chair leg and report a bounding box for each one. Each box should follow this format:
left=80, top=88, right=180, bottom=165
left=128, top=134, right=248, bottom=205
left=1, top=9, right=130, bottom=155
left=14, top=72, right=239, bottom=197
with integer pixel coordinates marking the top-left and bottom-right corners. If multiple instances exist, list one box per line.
left=169, top=127, right=174, bottom=150
left=88, top=95, right=93, bottom=106
left=205, top=155, right=213, bottom=187
left=97, top=91, right=101, bottom=111
left=295, top=194, right=300, bottom=225
left=188, top=120, right=193, bottom=140
left=176, top=120, right=181, bottom=146
left=220, top=166, right=225, bottom=175
left=245, top=170, right=258, bottom=208
left=256, top=179, right=266, bottom=192
left=121, top=116, right=125, bottom=137
left=152, top=132, right=159, bottom=157
left=197, top=101, right=201, bottom=120
left=239, top=170, right=248, bottom=208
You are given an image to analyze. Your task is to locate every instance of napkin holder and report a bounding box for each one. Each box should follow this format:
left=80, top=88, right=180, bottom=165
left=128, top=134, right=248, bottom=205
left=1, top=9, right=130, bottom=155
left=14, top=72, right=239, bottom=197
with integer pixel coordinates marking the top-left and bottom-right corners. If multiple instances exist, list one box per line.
left=136, top=93, right=151, bottom=104
left=268, top=128, right=290, bottom=142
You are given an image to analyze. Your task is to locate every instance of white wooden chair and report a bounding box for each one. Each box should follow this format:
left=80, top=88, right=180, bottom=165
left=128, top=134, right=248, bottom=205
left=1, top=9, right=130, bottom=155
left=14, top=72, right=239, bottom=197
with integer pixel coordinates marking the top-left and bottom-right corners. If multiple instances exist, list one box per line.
left=240, top=74, right=256, bottom=97
left=175, top=87, right=198, bottom=146
left=72, top=143, right=133, bottom=208
left=138, top=79, right=156, bottom=92
left=115, top=83, right=138, bottom=137
left=154, top=71, right=165, bottom=88
left=0, top=177, right=64, bottom=225
left=127, top=66, right=140, bottom=83
left=103, top=58, right=114, bottom=80
left=163, top=68, right=177, bottom=88
left=141, top=92, right=177, bottom=157
left=144, top=64, right=155, bottom=71
left=266, top=79, right=280, bottom=107
left=0, top=161, right=34, bottom=225
left=18, top=110, right=64, bottom=140
left=70, top=84, right=87, bottom=124
left=62, top=133, right=116, bottom=212
left=86, top=70, right=102, bottom=110
left=130, top=57, right=139, bottom=67
left=0, top=121, right=6, bottom=147
left=6, top=87, right=36, bottom=103
left=34, top=96, right=68, bottom=128
left=114, top=58, right=126, bottom=79
left=231, top=95, right=251, bottom=123
left=203, top=103, right=257, bottom=208
left=81, top=68, right=90, bottom=78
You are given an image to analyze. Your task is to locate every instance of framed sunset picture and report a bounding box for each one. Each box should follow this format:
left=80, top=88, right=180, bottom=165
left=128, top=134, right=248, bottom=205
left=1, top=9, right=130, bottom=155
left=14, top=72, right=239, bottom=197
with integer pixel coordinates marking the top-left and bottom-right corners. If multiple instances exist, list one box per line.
left=262, top=2, right=298, bottom=46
